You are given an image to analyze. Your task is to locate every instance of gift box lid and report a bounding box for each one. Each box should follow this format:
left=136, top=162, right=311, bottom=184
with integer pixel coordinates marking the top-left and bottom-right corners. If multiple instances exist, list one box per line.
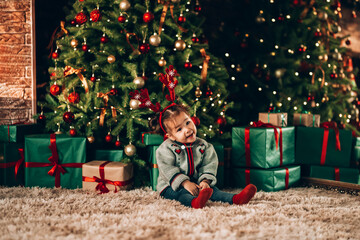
left=142, top=132, right=164, bottom=146
left=93, top=150, right=123, bottom=162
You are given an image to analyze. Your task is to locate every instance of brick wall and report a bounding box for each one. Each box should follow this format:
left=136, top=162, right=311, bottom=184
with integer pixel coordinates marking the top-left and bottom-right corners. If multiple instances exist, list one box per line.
left=0, top=0, right=35, bottom=124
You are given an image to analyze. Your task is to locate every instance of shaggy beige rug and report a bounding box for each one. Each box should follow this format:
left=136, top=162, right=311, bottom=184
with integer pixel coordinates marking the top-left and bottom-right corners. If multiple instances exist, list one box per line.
left=1, top=186, right=360, bottom=240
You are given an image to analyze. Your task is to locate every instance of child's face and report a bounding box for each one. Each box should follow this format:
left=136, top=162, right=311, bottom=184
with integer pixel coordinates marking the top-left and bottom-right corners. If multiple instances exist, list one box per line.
left=164, top=111, right=197, bottom=144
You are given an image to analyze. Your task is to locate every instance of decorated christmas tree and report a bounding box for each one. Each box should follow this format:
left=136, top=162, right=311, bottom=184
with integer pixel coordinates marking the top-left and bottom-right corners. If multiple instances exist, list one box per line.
left=38, top=0, right=233, bottom=165
left=203, top=0, right=359, bottom=129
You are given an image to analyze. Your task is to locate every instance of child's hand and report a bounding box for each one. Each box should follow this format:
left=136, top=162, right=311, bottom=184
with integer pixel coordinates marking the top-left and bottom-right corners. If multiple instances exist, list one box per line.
left=182, top=180, right=200, bottom=196
left=199, top=181, right=210, bottom=190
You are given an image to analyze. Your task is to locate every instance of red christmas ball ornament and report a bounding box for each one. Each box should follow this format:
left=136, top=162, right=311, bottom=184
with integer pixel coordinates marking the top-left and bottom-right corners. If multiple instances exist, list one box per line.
left=268, top=106, right=274, bottom=112
left=75, top=12, right=87, bottom=25
left=307, top=95, right=315, bottom=102
left=50, top=72, right=56, bottom=78
left=82, top=44, right=89, bottom=51
left=68, top=92, right=80, bottom=104
left=216, top=116, right=226, bottom=126
left=70, top=19, right=76, bottom=26
left=194, top=4, right=201, bottom=12
left=240, top=41, right=248, bottom=48
left=90, top=9, right=101, bottom=22
left=90, top=76, right=96, bottom=82
left=139, top=43, right=150, bottom=54
left=52, top=52, right=59, bottom=59
left=293, top=0, right=300, bottom=5
left=143, top=11, right=154, bottom=23
left=100, top=36, right=108, bottom=43
left=109, top=88, right=118, bottom=96
left=191, top=116, right=200, bottom=127
left=191, top=36, right=199, bottom=43
left=330, top=73, right=338, bottom=79
left=298, top=46, right=306, bottom=52
left=69, top=129, right=77, bottom=136
left=63, top=111, right=75, bottom=124
left=178, top=14, right=186, bottom=23
left=184, top=61, right=192, bottom=69
left=277, top=15, right=285, bottom=21
left=314, top=31, right=322, bottom=37
left=118, top=15, right=126, bottom=23
left=105, top=134, right=113, bottom=143
left=115, top=140, right=121, bottom=147
left=206, top=89, right=213, bottom=97
left=38, top=114, right=46, bottom=121
left=345, top=39, right=351, bottom=45
left=50, top=84, right=61, bottom=96
left=79, top=0, right=84, bottom=2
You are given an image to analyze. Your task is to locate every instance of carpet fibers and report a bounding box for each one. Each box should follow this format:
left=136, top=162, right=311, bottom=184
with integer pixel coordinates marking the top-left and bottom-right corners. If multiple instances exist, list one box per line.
left=1, top=186, right=360, bottom=240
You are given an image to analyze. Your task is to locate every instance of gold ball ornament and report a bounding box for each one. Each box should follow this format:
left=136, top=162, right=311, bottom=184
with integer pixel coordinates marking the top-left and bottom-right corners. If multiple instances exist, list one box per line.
left=133, top=76, right=145, bottom=89
left=107, top=55, right=116, bottom=63
left=149, top=33, right=161, bottom=46
left=124, top=143, right=136, bottom=156
left=129, top=99, right=141, bottom=109
left=158, top=57, right=167, bottom=67
left=195, top=87, right=202, bottom=98
left=70, top=39, right=79, bottom=47
left=175, top=39, right=186, bottom=51
left=87, top=136, right=95, bottom=143
left=119, top=0, right=131, bottom=11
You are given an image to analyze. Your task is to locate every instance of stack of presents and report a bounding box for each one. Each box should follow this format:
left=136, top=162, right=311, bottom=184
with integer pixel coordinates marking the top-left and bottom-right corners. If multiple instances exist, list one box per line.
left=1, top=113, right=360, bottom=193
left=0, top=125, right=133, bottom=193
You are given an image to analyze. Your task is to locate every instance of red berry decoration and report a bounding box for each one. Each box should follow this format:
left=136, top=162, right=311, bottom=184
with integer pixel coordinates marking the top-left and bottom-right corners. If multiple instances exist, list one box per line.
left=105, top=134, right=113, bottom=142
left=50, top=72, right=56, bottom=78
left=52, top=52, right=59, bottom=59
left=298, top=46, right=306, bottom=52
left=90, top=76, right=96, bottom=82
left=206, top=89, right=213, bottom=97
left=178, top=15, right=186, bottom=23
left=115, top=140, right=121, bottom=147
left=139, top=43, right=150, bottom=54
left=68, top=92, right=80, bottom=104
left=100, top=36, right=108, bottom=43
left=70, top=19, right=76, bottom=26
left=109, top=88, right=118, bottom=95
left=143, top=12, right=154, bottom=23
left=191, top=116, right=200, bottom=127
left=69, top=129, right=77, bottom=136
left=191, top=36, right=199, bottom=43
left=268, top=106, right=274, bottom=112
left=118, top=15, right=126, bottom=23
left=277, top=15, right=285, bottom=21
left=82, top=44, right=89, bottom=51
left=63, top=111, right=75, bottom=124
left=314, top=31, right=322, bottom=37
left=184, top=61, right=192, bottom=69
left=194, top=4, right=201, bottom=12
left=75, top=12, right=87, bottom=25
left=38, top=114, right=46, bottom=121
left=90, top=9, right=101, bottom=22
left=216, top=116, right=226, bottom=126
left=330, top=73, right=338, bottom=79
left=50, top=84, right=61, bottom=96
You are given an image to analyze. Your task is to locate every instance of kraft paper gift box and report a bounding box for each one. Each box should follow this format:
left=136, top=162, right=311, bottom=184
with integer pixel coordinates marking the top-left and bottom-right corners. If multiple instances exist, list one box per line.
left=148, top=143, right=225, bottom=191
left=296, top=126, right=352, bottom=168
left=293, top=113, right=320, bottom=127
left=0, top=124, right=42, bottom=143
left=258, top=112, right=287, bottom=127
left=0, top=142, right=24, bottom=186
left=141, top=133, right=164, bottom=146
left=24, top=134, right=86, bottom=189
left=232, top=126, right=295, bottom=169
left=302, top=165, right=359, bottom=184
left=89, top=149, right=124, bottom=162
left=82, top=160, right=133, bottom=193
left=232, top=165, right=301, bottom=192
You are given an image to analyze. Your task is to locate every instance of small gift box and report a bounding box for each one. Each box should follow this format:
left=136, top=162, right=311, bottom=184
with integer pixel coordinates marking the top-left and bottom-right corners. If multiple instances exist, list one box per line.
left=296, top=124, right=352, bottom=168
left=24, top=134, right=86, bottom=189
left=141, top=132, right=164, bottom=146
left=293, top=113, right=320, bottom=127
left=0, top=124, right=41, bottom=143
left=82, top=160, right=133, bottom=193
left=258, top=112, right=287, bottom=127
left=232, top=123, right=295, bottom=169
left=303, top=165, right=359, bottom=184
left=232, top=165, right=301, bottom=192
left=0, top=142, right=24, bottom=186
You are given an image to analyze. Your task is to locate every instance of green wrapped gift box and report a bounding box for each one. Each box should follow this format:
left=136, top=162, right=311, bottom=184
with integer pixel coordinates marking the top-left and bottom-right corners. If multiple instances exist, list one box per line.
left=142, top=133, right=163, bottom=146
left=303, top=165, right=359, bottom=184
left=0, top=142, right=24, bottom=186
left=91, top=150, right=123, bottom=162
left=232, top=126, right=295, bottom=168
left=147, top=143, right=225, bottom=191
left=0, top=124, right=42, bottom=143
left=232, top=165, right=301, bottom=192
left=296, top=127, right=352, bottom=167
left=25, top=134, right=86, bottom=189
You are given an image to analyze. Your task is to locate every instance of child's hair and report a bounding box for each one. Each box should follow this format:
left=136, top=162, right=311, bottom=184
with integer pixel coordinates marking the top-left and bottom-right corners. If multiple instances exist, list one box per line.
left=148, top=104, right=190, bottom=135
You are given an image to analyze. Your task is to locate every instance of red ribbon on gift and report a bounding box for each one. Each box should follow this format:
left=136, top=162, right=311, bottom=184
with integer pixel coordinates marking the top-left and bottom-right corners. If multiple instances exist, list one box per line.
left=82, top=161, right=133, bottom=194
left=25, top=134, right=83, bottom=188
left=334, top=167, right=340, bottom=181
left=245, top=121, right=282, bottom=167
left=245, top=169, right=251, bottom=185
left=0, top=148, right=24, bottom=180
left=320, top=122, right=341, bottom=165
left=283, top=167, right=289, bottom=190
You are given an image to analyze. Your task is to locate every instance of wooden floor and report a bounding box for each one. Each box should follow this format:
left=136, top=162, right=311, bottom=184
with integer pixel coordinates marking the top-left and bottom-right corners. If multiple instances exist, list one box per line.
left=302, top=177, right=360, bottom=195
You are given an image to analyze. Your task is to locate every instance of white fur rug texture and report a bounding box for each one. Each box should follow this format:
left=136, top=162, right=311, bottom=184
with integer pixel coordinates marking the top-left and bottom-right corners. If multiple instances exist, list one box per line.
left=1, top=186, right=360, bottom=240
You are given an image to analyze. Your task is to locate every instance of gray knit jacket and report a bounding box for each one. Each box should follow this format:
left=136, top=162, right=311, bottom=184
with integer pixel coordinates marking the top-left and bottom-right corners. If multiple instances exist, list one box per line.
left=156, top=137, right=218, bottom=194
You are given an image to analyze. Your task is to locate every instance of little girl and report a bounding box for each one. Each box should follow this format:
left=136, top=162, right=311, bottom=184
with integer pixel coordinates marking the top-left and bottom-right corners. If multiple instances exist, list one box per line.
left=149, top=104, right=257, bottom=209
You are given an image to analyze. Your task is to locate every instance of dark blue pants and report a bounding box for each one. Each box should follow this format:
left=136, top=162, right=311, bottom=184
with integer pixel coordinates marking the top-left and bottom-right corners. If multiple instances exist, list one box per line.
left=161, top=186, right=235, bottom=207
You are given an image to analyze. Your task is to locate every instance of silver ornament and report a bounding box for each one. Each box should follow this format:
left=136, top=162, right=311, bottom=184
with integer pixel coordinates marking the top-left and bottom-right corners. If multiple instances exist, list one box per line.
left=149, top=34, right=161, bottom=46
left=129, top=99, right=141, bottom=109
left=119, top=0, right=131, bottom=11
left=124, top=143, right=136, bottom=156
left=133, top=76, right=145, bottom=88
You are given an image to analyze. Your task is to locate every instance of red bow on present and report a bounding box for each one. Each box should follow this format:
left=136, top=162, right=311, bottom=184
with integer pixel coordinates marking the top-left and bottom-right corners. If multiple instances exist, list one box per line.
left=0, top=148, right=24, bottom=180
left=319, top=121, right=341, bottom=165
